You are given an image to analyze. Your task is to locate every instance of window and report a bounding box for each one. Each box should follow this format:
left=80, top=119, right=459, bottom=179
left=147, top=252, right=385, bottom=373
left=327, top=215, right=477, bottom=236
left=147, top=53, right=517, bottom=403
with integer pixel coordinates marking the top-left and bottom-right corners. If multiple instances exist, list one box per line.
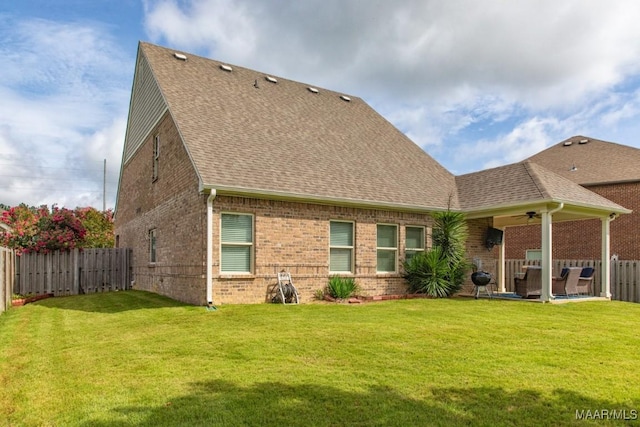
left=221, top=213, right=253, bottom=273
left=405, top=226, right=425, bottom=263
left=526, top=249, right=542, bottom=261
left=377, top=224, right=398, bottom=273
left=152, top=134, right=160, bottom=181
left=330, top=221, right=354, bottom=273
left=149, top=229, right=157, bottom=263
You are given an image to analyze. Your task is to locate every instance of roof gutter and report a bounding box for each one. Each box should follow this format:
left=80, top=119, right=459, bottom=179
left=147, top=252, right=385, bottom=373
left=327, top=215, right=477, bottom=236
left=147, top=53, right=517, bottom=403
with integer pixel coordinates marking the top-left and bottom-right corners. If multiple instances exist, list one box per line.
left=206, top=189, right=217, bottom=308
left=198, top=184, right=457, bottom=213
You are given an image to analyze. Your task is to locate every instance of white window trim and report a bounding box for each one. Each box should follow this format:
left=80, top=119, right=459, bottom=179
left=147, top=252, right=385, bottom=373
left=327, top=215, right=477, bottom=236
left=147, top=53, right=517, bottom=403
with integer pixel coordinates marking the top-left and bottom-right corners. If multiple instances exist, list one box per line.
left=152, top=134, right=160, bottom=181
left=329, top=220, right=355, bottom=274
left=377, top=223, right=398, bottom=274
left=220, top=212, right=254, bottom=274
left=526, top=249, right=542, bottom=261
left=149, top=228, right=157, bottom=264
left=405, top=225, right=425, bottom=260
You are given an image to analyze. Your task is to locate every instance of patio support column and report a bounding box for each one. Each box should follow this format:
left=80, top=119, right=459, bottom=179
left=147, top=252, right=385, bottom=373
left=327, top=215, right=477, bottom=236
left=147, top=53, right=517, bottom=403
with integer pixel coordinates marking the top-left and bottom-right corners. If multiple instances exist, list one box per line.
left=498, top=230, right=506, bottom=293
left=600, top=217, right=612, bottom=298
left=540, top=211, right=553, bottom=302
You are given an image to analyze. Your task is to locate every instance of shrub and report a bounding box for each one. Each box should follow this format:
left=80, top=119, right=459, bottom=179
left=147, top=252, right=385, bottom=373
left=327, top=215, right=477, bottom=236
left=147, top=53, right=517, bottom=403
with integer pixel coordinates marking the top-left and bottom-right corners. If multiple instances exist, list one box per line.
left=403, top=210, right=471, bottom=297
left=404, top=247, right=453, bottom=297
left=327, top=276, right=359, bottom=299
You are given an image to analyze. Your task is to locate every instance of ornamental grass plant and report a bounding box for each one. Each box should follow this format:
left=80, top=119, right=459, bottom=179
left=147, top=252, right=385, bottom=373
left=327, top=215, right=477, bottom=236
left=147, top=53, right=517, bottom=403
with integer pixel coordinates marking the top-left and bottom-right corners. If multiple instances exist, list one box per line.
left=326, top=275, right=360, bottom=299
left=404, top=210, right=471, bottom=297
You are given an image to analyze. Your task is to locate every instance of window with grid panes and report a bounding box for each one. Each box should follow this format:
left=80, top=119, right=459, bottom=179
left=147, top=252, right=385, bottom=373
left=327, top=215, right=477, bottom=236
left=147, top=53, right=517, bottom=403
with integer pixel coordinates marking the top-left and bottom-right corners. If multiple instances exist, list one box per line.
left=329, top=221, right=354, bottom=273
left=221, top=213, right=253, bottom=273
left=377, top=224, right=397, bottom=273
left=405, top=226, right=425, bottom=263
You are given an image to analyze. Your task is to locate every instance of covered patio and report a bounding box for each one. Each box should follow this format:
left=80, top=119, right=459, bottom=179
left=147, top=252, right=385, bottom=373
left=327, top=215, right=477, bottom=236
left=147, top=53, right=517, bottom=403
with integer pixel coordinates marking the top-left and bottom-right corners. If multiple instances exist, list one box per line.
left=458, top=161, right=631, bottom=302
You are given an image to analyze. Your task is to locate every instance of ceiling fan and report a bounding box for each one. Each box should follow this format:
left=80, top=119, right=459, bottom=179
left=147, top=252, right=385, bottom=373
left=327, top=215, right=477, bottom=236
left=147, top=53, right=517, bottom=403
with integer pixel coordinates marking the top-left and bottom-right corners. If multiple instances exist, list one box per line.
left=514, top=211, right=542, bottom=222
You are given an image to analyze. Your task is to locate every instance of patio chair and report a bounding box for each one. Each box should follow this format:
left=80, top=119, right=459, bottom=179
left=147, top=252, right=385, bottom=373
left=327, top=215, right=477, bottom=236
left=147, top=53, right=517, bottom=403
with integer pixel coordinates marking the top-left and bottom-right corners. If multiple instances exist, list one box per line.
left=576, top=267, right=595, bottom=295
left=559, top=267, right=583, bottom=297
left=514, top=266, right=542, bottom=298
left=552, top=268, right=569, bottom=295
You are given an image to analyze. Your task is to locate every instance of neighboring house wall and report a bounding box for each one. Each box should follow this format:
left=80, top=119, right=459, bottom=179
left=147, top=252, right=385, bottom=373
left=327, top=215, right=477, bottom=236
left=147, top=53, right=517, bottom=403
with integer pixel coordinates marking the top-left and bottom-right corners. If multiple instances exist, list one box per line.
left=115, top=112, right=207, bottom=305
left=505, top=181, right=640, bottom=260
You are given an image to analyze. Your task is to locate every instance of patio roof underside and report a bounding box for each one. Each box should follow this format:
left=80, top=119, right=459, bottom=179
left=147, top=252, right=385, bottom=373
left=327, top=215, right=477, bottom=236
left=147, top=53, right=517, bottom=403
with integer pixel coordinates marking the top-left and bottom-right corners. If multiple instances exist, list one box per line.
left=469, top=202, right=618, bottom=228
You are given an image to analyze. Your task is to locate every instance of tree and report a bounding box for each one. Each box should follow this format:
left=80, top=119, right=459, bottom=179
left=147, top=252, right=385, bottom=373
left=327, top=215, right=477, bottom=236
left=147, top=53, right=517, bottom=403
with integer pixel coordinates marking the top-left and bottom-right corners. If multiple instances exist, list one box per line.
left=0, top=204, right=39, bottom=253
left=403, top=210, right=470, bottom=297
left=0, top=204, right=114, bottom=254
left=75, top=207, right=114, bottom=248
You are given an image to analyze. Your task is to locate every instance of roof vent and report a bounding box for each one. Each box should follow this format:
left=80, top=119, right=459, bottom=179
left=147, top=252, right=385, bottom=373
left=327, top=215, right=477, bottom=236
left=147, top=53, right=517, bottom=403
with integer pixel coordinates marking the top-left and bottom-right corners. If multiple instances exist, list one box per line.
left=265, top=76, right=277, bottom=83
left=579, top=139, right=589, bottom=144
left=307, top=87, right=319, bottom=94
left=570, top=164, right=578, bottom=171
left=219, top=64, right=233, bottom=72
left=340, top=95, right=351, bottom=102
left=173, top=53, right=187, bottom=61
left=563, top=141, right=573, bottom=146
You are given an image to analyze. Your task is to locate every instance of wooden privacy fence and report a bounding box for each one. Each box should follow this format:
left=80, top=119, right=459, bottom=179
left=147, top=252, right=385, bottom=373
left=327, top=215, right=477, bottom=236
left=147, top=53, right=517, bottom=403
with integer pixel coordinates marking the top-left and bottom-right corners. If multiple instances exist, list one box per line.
left=1, top=246, right=16, bottom=314
left=15, top=248, right=132, bottom=297
left=505, top=259, right=640, bottom=303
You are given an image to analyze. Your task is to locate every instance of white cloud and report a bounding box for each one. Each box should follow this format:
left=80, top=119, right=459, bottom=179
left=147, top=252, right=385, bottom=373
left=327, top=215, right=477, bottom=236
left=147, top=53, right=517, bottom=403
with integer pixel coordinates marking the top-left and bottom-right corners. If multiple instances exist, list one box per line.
left=0, top=17, right=131, bottom=209
left=143, top=0, right=257, bottom=63
left=484, top=118, right=561, bottom=167
left=144, top=0, right=640, bottom=102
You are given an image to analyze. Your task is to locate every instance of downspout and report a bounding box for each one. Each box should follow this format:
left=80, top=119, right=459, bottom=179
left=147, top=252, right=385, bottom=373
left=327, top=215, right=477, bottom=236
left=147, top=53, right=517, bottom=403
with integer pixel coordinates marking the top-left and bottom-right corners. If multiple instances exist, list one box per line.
left=548, top=202, right=564, bottom=216
left=206, top=189, right=217, bottom=308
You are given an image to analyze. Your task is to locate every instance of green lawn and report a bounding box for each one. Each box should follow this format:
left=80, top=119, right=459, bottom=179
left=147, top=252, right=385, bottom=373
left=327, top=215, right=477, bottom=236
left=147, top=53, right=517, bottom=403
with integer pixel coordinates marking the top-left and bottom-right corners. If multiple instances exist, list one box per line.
left=1, top=291, right=639, bottom=426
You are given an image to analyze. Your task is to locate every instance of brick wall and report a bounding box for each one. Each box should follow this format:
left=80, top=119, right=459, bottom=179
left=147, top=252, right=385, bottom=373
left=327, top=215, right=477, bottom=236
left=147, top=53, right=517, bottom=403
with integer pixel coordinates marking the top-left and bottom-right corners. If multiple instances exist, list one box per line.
left=115, top=112, right=207, bottom=305
left=505, top=182, right=640, bottom=260
left=209, top=196, right=438, bottom=304
left=463, top=219, right=500, bottom=293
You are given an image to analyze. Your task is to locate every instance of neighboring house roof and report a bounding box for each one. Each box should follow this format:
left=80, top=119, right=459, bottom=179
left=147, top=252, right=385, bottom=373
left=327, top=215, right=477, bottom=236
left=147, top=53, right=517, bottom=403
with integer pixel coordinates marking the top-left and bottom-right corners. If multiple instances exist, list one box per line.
left=526, top=136, right=640, bottom=185
left=456, top=161, right=629, bottom=215
left=124, top=42, right=459, bottom=211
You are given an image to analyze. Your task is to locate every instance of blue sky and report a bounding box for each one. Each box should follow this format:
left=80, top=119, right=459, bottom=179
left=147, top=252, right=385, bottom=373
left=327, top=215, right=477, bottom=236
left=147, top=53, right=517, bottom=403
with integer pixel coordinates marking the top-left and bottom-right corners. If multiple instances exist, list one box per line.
left=2, top=0, right=640, bottom=210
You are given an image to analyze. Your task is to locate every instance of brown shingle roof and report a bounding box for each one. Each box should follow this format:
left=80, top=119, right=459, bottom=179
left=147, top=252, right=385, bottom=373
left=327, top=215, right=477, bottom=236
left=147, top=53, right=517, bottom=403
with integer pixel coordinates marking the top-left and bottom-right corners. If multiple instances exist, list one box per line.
left=129, top=43, right=629, bottom=217
left=526, top=136, right=640, bottom=185
left=456, top=161, right=627, bottom=212
left=140, top=42, right=458, bottom=211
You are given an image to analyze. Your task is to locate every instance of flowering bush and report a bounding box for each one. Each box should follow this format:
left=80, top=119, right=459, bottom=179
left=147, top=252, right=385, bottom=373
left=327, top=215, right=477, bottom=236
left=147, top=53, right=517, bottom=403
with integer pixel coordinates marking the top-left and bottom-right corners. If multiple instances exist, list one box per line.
left=0, top=204, right=113, bottom=254
left=1, top=205, right=39, bottom=254
left=74, top=207, right=114, bottom=248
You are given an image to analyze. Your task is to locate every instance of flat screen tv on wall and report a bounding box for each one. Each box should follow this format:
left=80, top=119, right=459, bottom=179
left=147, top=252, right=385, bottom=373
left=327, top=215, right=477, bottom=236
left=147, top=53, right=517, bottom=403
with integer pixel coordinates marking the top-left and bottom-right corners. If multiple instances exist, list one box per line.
left=485, top=227, right=503, bottom=249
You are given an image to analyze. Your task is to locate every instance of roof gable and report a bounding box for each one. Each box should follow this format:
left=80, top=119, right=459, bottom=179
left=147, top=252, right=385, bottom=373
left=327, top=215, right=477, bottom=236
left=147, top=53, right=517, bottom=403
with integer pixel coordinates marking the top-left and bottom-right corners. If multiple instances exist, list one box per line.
left=526, top=136, right=640, bottom=185
left=456, top=161, right=628, bottom=213
left=137, top=42, right=458, bottom=211
left=122, top=52, right=168, bottom=164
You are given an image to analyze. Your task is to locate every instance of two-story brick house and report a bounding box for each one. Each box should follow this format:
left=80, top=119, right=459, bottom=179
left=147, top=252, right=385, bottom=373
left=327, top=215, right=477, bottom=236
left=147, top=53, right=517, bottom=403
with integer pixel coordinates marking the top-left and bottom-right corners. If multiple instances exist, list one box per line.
left=506, top=137, right=640, bottom=260
left=115, top=42, right=629, bottom=305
